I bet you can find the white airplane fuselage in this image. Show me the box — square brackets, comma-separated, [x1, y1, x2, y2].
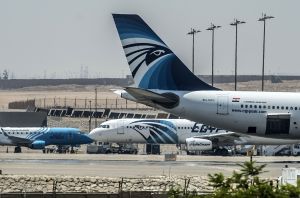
[89, 119, 300, 145]
[156, 90, 300, 139]
[89, 119, 209, 144]
[112, 14, 300, 140]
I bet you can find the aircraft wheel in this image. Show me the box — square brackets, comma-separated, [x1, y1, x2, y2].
[70, 146, 75, 154]
[220, 148, 229, 156]
[14, 146, 21, 153]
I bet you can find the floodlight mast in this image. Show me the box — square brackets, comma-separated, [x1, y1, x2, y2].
[187, 28, 201, 74]
[206, 23, 221, 86]
[258, 13, 274, 91]
[230, 19, 246, 91]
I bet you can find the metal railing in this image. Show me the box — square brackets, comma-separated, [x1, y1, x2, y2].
[33, 97, 153, 110]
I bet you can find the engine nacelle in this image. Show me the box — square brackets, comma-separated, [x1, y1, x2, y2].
[186, 138, 212, 151]
[30, 140, 46, 150]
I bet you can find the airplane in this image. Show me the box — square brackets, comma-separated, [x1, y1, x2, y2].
[88, 119, 300, 152]
[0, 127, 93, 153]
[112, 14, 300, 139]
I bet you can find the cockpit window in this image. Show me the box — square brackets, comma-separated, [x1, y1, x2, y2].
[99, 125, 110, 128]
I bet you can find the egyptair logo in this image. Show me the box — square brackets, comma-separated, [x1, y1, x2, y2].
[124, 43, 172, 78]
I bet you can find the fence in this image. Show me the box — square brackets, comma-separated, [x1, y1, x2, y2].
[8, 99, 35, 109]
[0, 192, 168, 198]
[33, 97, 153, 110]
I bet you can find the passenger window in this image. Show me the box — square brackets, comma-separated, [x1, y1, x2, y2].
[286, 107, 288, 110]
[268, 106, 270, 109]
[254, 105, 257, 108]
[277, 106, 279, 109]
[250, 105, 252, 108]
[259, 105, 261, 109]
[272, 106, 275, 109]
[295, 107, 298, 110]
[245, 105, 248, 108]
[263, 105, 266, 109]
[291, 107, 293, 110]
[241, 104, 243, 108]
[281, 106, 284, 110]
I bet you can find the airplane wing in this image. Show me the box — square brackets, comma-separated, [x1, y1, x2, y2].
[191, 132, 243, 146]
[1, 128, 32, 145]
[191, 132, 235, 139]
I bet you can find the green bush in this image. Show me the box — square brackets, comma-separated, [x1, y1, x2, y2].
[168, 160, 300, 198]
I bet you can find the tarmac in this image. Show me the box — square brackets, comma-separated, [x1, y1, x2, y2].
[0, 153, 299, 178]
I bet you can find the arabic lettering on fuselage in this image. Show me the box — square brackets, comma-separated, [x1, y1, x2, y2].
[191, 123, 225, 133]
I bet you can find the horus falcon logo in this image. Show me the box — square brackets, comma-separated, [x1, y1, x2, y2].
[124, 43, 172, 78]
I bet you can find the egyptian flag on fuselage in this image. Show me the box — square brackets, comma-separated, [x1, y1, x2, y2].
[232, 97, 240, 102]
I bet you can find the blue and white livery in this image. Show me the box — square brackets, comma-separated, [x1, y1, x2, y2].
[0, 127, 93, 151]
[89, 119, 300, 151]
[113, 14, 217, 91]
[113, 14, 300, 139]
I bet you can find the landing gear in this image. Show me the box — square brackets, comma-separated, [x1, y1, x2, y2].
[214, 148, 229, 156]
[57, 146, 64, 154]
[14, 146, 22, 153]
[70, 146, 75, 154]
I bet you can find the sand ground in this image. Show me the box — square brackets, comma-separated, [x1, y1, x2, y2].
[1, 80, 300, 110]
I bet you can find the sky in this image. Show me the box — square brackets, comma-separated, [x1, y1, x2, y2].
[0, 0, 299, 79]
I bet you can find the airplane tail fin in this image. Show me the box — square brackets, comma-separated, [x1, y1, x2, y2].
[113, 14, 218, 91]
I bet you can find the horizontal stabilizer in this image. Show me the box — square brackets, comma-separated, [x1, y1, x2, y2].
[1, 128, 32, 144]
[125, 87, 179, 108]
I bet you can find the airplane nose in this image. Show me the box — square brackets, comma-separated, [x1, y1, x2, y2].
[88, 129, 99, 140]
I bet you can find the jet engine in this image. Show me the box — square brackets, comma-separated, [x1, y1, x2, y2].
[186, 137, 212, 151]
[30, 140, 46, 149]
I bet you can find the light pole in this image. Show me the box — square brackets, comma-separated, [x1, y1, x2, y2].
[258, 13, 274, 91]
[206, 23, 221, 86]
[187, 28, 201, 74]
[95, 87, 97, 128]
[89, 100, 91, 132]
[230, 19, 246, 91]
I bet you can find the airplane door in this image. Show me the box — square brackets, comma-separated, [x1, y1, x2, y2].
[217, 96, 229, 115]
[117, 120, 125, 134]
[290, 115, 300, 136]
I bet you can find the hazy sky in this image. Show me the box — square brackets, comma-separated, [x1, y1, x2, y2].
[0, 0, 299, 78]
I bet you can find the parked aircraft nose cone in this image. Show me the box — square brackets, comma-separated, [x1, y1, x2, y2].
[88, 129, 98, 140]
